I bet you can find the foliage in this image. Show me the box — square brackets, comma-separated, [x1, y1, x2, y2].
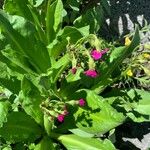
[0, 0, 149, 149]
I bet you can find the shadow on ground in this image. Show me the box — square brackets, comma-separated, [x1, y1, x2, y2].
[115, 122, 150, 150]
[100, 0, 150, 40]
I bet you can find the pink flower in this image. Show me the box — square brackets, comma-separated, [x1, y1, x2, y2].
[84, 69, 98, 78]
[78, 99, 86, 106]
[91, 50, 102, 60]
[57, 114, 64, 122]
[91, 49, 109, 60]
[71, 67, 77, 74]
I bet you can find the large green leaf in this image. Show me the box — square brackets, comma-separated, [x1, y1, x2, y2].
[104, 89, 150, 122]
[46, 0, 63, 43]
[0, 10, 50, 73]
[4, 0, 46, 43]
[0, 101, 10, 127]
[92, 26, 140, 94]
[127, 89, 150, 115]
[58, 134, 115, 150]
[0, 112, 42, 143]
[34, 136, 55, 150]
[73, 90, 125, 134]
[21, 77, 43, 125]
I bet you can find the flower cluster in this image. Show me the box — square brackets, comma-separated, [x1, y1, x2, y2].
[57, 106, 68, 122]
[71, 48, 109, 78]
[57, 99, 86, 122]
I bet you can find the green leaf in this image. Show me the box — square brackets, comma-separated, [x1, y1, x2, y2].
[104, 89, 150, 122]
[48, 26, 83, 58]
[67, 0, 80, 12]
[0, 42, 27, 77]
[44, 114, 53, 136]
[0, 101, 10, 127]
[126, 112, 150, 122]
[4, 0, 34, 22]
[3, 0, 46, 43]
[2, 47, 36, 74]
[73, 90, 125, 134]
[58, 134, 115, 150]
[29, 0, 44, 7]
[100, 0, 111, 16]
[69, 128, 94, 138]
[92, 26, 140, 94]
[0, 10, 50, 73]
[74, 6, 104, 33]
[59, 68, 83, 98]
[127, 89, 150, 115]
[46, 0, 63, 43]
[34, 136, 55, 150]
[0, 112, 42, 143]
[50, 53, 70, 84]
[77, 26, 90, 37]
[0, 62, 21, 94]
[21, 77, 43, 125]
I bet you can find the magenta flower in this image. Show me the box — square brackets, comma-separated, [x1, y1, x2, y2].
[78, 99, 86, 106]
[57, 114, 64, 122]
[91, 50, 102, 60]
[91, 48, 109, 60]
[71, 67, 77, 74]
[84, 69, 98, 78]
